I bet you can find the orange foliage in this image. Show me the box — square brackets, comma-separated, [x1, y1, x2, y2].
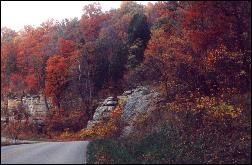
[9, 73, 25, 93]
[25, 74, 38, 93]
[80, 106, 123, 139]
[183, 1, 235, 53]
[58, 38, 76, 58]
[80, 3, 110, 41]
[45, 55, 68, 108]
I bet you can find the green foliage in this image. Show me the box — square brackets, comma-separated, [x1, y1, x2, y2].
[120, 1, 144, 16]
[87, 139, 136, 164]
[93, 53, 109, 90]
[127, 13, 151, 67]
[109, 42, 128, 83]
[87, 124, 205, 164]
[130, 124, 205, 164]
[128, 14, 150, 44]
[127, 39, 145, 68]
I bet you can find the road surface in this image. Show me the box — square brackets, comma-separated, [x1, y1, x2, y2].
[1, 141, 89, 164]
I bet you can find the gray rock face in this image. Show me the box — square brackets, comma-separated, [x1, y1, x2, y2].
[1, 94, 49, 121]
[86, 120, 102, 129]
[86, 86, 161, 138]
[92, 106, 115, 120]
[106, 97, 115, 101]
[104, 101, 117, 106]
[22, 95, 49, 118]
[120, 86, 160, 137]
[86, 97, 118, 129]
[122, 90, 132, 96]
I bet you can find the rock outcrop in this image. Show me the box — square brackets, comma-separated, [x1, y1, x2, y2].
[86, 96, 118, 129]
[22, 95, 49, 118]
[87, 86, 162, 137]
[1, 94, 49, 120]
[119, 86, 161, 137]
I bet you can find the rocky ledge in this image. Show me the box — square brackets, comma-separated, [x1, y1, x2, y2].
[86, 86, 162, 137]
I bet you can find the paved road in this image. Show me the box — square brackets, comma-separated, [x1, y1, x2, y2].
[1, 141, 89, 164]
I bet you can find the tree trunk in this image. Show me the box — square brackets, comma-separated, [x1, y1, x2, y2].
[164, 76, 169, 99]
[44, 95, 50, 111]
[5, 97, 9, 124]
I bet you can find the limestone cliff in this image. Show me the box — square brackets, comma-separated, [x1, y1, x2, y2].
[86, 86, 162, 137]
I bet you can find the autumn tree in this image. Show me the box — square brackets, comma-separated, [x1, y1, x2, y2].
[144, 26, 190, 99]
[77, 3, 109, 102]
[183, 1, 251, 93]
[5, 48, 17, 82]
[80, 2, 109, 41]
[120, 1, 144, 16]
[25, 74, 39, 94]
[45, 55, 69, 111]
[1, 28, 18, 88]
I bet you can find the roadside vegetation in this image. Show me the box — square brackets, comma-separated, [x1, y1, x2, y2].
[1, 1, 251, 163]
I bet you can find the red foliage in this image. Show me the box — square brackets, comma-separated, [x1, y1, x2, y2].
[80, 3, 110, 41]
[9, 73, 25, 93]
[45, 55, 68, 109]
[58, 38, 76, 58]
[25, 74, 38, 93]
[183, 1, 234, 53]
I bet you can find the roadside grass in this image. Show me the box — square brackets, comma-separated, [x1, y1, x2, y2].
[87, 139, 136, 164]
[86, 119, 251, 164]
[1, 141, 31, 146]
[86, 124, 188, 164]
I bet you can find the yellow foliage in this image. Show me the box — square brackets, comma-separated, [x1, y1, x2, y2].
[167, 94, 242, 119]
[195, 96, 242, 118]
[204, 44, 244, 71]
[80, 106, 123, 139]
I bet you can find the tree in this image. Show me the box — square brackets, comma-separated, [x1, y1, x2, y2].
[58, 38, 76, 58]
[183, 1, 251, 93]
[128, 13, 151, 68]
[45, 55, 69, 110]
[110, 43, 128, 84]
[25, 74, 39, 94]
[5, 48, 17, 80]
[120, 1, 144, 16]
[9, 73, 25, 96]
[144, 27, 189, 98]
[80, 3, 109, 41]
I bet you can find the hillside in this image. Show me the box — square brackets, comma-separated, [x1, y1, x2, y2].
[1, 1, 251, 164]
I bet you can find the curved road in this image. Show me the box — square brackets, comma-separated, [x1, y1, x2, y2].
[1, 141, 89, 164]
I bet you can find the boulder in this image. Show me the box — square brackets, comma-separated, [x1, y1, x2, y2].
[120, 86, 161, 137]
[104, 101, 117, 106]
[86, 86, 161, 138]
[106, 96, 115, 101]
[87, 96, 118, 129]
[92, 105, 115, 120]
[122, 90, 132, 96]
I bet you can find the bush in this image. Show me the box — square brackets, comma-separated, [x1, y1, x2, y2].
[84, 88, 251, 164]
[87, 139, 136, 164]
[125, 123, 206, 164]
[86, 123, 205, 164]
[80, 106, 123, 139]
[45, 110, 86, 133]
[164, 91, 251, 164]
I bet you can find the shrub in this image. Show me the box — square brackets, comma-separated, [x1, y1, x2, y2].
[45, 110, 86, 133]
[87, 139, 136, 164]
[84, 89, 251, 164]
[80, 106, 123, 139]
